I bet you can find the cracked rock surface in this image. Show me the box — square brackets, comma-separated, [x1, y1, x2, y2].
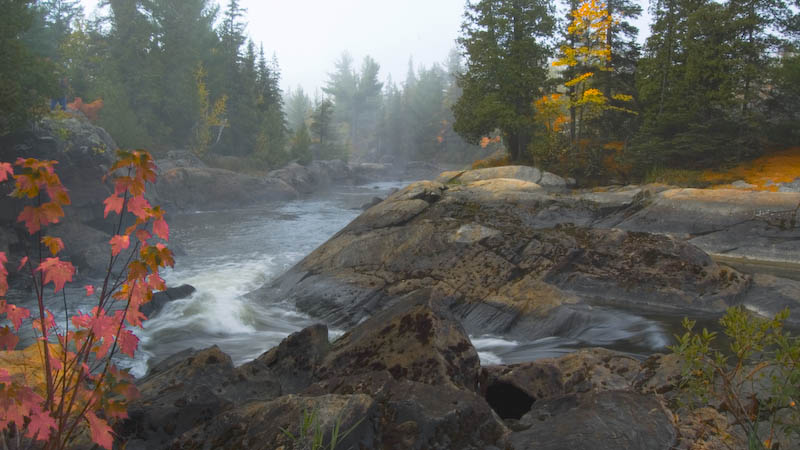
[253, 170, 800, 331]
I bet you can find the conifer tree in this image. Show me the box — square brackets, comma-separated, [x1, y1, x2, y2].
[453, 0, 556, 162]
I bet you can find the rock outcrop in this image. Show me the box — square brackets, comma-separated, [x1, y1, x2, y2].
[120, 292, 707, 450]
[0, 115, 117, 279]
[256, 176, 757, 337]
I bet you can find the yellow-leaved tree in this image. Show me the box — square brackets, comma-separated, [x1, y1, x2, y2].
[552, 0, 634, 149]
[192, 63, 228, 157]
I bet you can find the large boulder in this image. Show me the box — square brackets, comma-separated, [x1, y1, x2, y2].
[314, 289, 482, 391]
[509, 391, 676, 450]
[436, 165, 566, 189]
[152, 167, 298, 211]
[0, 115, 115, 224]
[123, 290, 508, 450]
[0, 115, 119, 277]
[120, 324, 332, 447]
[257, 180, 750, 337]
[173, 393, 378, 450]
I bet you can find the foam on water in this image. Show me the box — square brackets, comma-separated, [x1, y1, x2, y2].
[122, 182, 410, 376]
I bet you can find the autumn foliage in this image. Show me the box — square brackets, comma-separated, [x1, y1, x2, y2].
[0, 151, 172, 449]
[65, 98, 104, 122]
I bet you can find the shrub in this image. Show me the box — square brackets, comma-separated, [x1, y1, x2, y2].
[0, 151, 172, 449]
[671, 307, 800, 449]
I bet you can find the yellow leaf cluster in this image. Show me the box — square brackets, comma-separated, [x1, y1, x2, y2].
[565, 72, 594, 87]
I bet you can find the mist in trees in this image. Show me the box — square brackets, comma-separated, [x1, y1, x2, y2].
[2, 0, 798, 179]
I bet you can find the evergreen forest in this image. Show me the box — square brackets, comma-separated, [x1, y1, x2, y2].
[1, 0, 799, 183]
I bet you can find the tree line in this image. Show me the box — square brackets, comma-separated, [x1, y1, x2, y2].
[0, 0, 491, 169]
[455, 0, 800, 181]
[2, 0, 798, 179]
[284, 50, 494, 165]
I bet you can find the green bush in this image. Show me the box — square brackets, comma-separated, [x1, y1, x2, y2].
[671, 307, 800, 449]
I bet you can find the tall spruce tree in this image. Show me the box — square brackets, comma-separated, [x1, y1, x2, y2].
[453, 0, 556, 162]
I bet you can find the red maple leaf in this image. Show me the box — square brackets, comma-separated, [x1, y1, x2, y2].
[153, 217, 169, 241]
[0, 326, 19, 350]
[36, 257, 75, 293]
[45, 182, 70, 206]
[109, 235, 130, 257]
[1, 300, 31, 330]
[26, 405, 56, 441]
[85, 411, 113, 450]
[103, 194, 124, 218]
[17, 203, 64, 234]
[85, 285, 95, 296]
[127, 195, 151, 220]
[146, 273, 165, 291]
[135, 229, 151, 243]
[0, 162, 12, 182]
[117, 328, 139, 357]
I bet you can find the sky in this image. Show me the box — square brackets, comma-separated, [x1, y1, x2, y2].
[81, 0, 651, 95]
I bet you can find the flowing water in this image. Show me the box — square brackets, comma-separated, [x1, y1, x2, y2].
[13, 180, 685, 378]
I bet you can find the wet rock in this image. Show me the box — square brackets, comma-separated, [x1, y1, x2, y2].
[349, 162, 394, 183]
[238, 324, 330, 396]
[615, 188, 800, 263]
[360, 196, 384, 210]
[481, 348, 643, 418]
[509, 391, 676, 450]
[142, 284, 197, 318]
[307, 159, 351, 186]
[49, 219, 112, 277]
[120, 346, 243, 448]
[173, 394, 378, 450]
[262, 181, 749, 334]
[268, 162, 314, 194]
[308, 372, 507, 450]
[740, 274, 800, 326]
[156, 150, 207, 173]
[314, 289, 481, 392]
[152, 167, 298, 211]
[0, 115, 115, 224]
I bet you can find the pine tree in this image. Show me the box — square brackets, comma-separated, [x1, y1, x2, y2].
[0, 0, 57, 135]
[453, 0, 556, 162]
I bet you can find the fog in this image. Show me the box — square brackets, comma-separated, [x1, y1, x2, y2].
[81, 0, 467, 93]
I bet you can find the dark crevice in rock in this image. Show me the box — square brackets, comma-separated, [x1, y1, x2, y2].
[485, 380, 535, 420]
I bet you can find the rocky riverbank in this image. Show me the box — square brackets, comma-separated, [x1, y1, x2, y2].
[0, 115, 441, 279]
[114, 165, 798, 448]
[255, 167, 800, 331]
[117, 289, 737, 449]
